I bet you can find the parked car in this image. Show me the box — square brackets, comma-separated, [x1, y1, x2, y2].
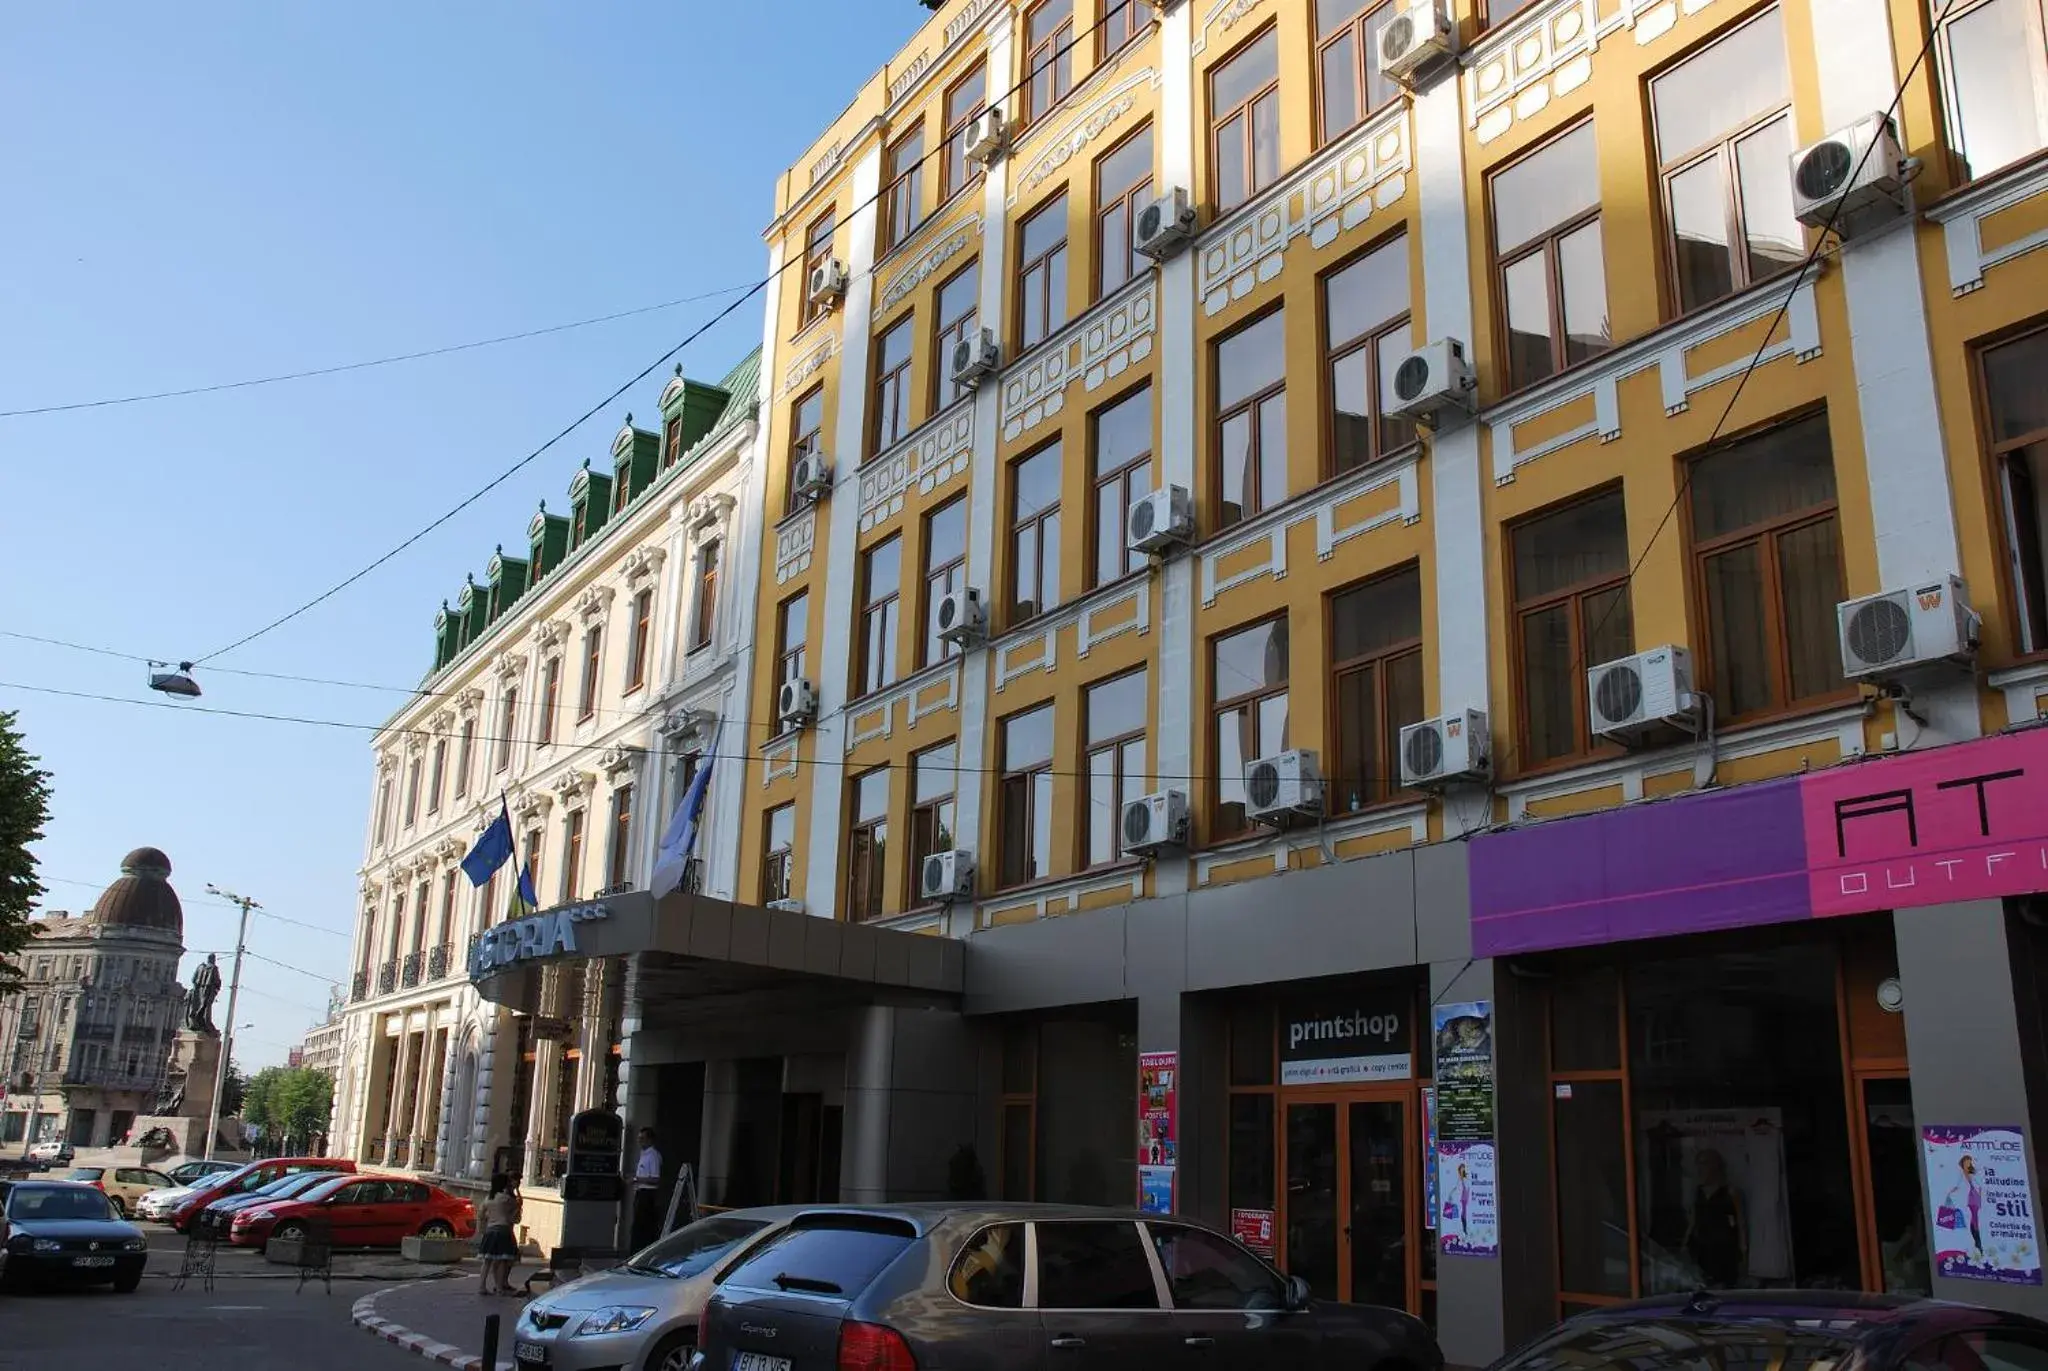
[230, 1174, 474, 1250]
[0, 1180, 148, 1293]
[695, 1204, 1444, 1371]
[513, 1206, 805, 1371]
[193, 1170, 350, 1238]
[60, 1165, 175, 1219]
[166, 1159, 237, 1187]
[1484, 1291, 2048, 1371]
[24, 1140, 72, 1166]
[134, 1183, 197, 1223]
[167, 1155, 355, 1233]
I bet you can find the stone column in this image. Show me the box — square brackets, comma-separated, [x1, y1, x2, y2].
[840, 1004, 977, 1204]
[386, 1029, 419, 1165]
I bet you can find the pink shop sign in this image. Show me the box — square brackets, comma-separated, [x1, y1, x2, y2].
[1802, 728, 2048, 917]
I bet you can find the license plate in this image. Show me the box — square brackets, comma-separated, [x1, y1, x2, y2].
[513, 1342, 548, 1366]
[72, 1256, 115, 1268]
[732, 1355, 790, 1371]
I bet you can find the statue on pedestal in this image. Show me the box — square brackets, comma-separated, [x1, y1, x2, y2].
[186, 954, 222, 1035]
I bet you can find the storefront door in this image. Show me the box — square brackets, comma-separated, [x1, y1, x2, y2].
[1283, 1092, 1414, 1310]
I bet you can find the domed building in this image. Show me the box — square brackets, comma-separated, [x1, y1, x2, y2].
[0, 849, 188, 1153]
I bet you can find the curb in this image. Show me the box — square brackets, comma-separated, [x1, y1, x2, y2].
[352, 1281, 514, 1371]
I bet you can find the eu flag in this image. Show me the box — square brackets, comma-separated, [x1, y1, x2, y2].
[461, 800, 515, 888]
[513, 862, 540, 916]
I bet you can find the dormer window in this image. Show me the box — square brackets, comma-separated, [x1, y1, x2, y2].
[572, 501, 589, 548]
[664, 415, 684, 469]
[613, 465, 632, 514]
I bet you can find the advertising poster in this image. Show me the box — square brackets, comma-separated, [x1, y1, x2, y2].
[1138, 1051, 1178, 1214]
[1437, 1138, 1497, 1257]
[1423, 1086, 1438, 1231]
[1433, 1001, 1497, 1257]
[1279, 993, 1412, 1084]
[1231, 1207, 1277, 1259]
[1922, 1124, 2044, 1286]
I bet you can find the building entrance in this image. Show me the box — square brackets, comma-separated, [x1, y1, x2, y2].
[1283, 1089, 1418, 1310]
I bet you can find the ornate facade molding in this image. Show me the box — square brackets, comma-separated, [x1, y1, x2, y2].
[598, 743, 645, 778]
[493, 650, 528, 683]
[550, 769, 598, 808]
[1192, 0, 1269, 54]
[576, 585, 616, 625]
[621, 544, 668, 586]
[1011, 68, 1159, 204]
[858, 402, 975, 533]
[780, 332, 838, 399]
[998, 277, 1157, 442]
[879, 217, 979, 313]
[529, 618, 571, 654]
[435, 837, 467, 864]
[511, 789, 554, 823]
[455, 687, 485, 718]
[775, 507, 817, 584]
[687, 492, 737, 539]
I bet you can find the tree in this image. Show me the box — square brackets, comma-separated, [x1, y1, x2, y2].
[221, 1059, 248, 1117]
[0, 710, 51, 993]
[241, 1065, 333, 1155]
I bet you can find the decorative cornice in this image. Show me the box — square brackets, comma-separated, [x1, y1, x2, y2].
[687, 492, 737, 540]
[1012, 67, 1158, 204]
[781, 333, 838, 399]
[659, 707, 707, 745]
[879, 216, 979, 314]
[456, 687, 485, 717]
[551, 769, 598, 807]
[598, 743, 644, 778]
[435, 837, 467, 864]
[377, 752, 400, 776]
[530, 618, 570, 653]
[576, 585, 616, 625]
[511, 789, 553, 823]
[622, 544, 669, 586]
[493, 650, 528, 683]
[427, 708, 455, 736]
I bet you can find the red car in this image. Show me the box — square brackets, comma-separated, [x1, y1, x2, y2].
[168, 1156, 355, 1233]
[230, 1173, 475, 1249]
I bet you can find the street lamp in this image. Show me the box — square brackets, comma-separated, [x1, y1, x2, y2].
[200, 885, 259, 1160]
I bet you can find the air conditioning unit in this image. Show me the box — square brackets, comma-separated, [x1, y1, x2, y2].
[1837, 576, 1981, 680]
[1376, 0, 1456, 87]
[936, 587, 988, 646]
[919, 849, 976, 903]
[1790, 113, 1907, 234]
[766, 898, 806, 914]
[777, 678, 818, 729]
[1122, 790, 1189, 855]
[950, 328, 1000, 388]
[1127, 484, 1194, 555]
[1386, 339, 1476, 428]
[1588, 646, 1698, 741]
[791, 452, 833, 502]
[1398, 710, 1491, 788]
[1134, 188, 1196, 261]
[964, 108, 1008, 165]
[1245, 750, 1324, 824]
[806, 258, 849, 309]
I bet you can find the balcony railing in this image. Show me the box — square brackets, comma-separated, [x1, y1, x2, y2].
[352, 972, 369, 1002]
[426, 944, 452, 981]
[400, 952, 423, 989]
[376, 961, 397, 996]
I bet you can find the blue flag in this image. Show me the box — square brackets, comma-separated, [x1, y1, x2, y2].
[652, 757, 713, 898]
[461, 799, 515, 888]
[513, 861, 540, 917]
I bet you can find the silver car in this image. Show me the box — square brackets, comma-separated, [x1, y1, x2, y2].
[513, 1206, 803, 1371]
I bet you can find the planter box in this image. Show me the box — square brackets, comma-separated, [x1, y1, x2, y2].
[401, 1234, 470, 1265]
[264, 1237, 328, 1267]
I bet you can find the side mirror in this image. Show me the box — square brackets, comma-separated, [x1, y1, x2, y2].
[1285, 1275, 1312, 1311]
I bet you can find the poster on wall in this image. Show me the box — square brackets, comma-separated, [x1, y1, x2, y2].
[1635, 1108, 1793, 1293]
[1423, 1086, 1438, 1231]
[1231, 1207, 1277, 1259]
[1921, 1124, 2044, 1286]
[1433, 1001, 1497, 1257]
[1279, 992, 1413, 1084]
[1138, 1051, 1178, 1214]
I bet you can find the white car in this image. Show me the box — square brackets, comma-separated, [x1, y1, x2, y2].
[25, 1140, 71, 1165]
[135, 1184, 196, 1222]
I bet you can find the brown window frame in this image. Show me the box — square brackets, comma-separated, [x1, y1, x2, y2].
[663, 414, 684, 470]
[608, 783, 634, 891]
[882, 123, 926, 255]
[857, 534, 904, 699]
[1016, 190, 1070, 352]
[1091, 383, 1153, 588]
[1009, 439, 1064, 627]
[1321, 236, 1415, 479]
[1100, 0, 1147, 58]
[787, 383, 826, 518]
[800, 210, 837, 330]
[922, 494, 969, 669]
[1314, 0, 1400, 148]
[1083, 668, 1149, 868]
[438, 870, 459, 948]
[1023, 0, 1075, 127]
[908, 740, 959, 908]
[777, 589, 811, 690]
[933, 258, 982, 411]
[997, 703, 1057, 889]
[561, 807, 585, 904]
[537, 657, 561, 748]
[870, 313, 917, 456]
[578, 625, 602, 721]
[941, 66, 988, 203]
[404, 757, 422, 828]
[613, 461, 632, 514]
[761, 804, 797, 904]
[1325, 565, 1425, 813]
[1209, 614, 1291, 841]
[495, 688, 518, 773]
[1209, 24, 1281, 213]
[625, 588, 654, 694]
[1094, 121, 1155, 301]
[427, 738, 447, 816]
[1490, 120, 1608, 393]
[454, 718, 474, 800]
[1981, 325, 2048, 657]
[1508, 487, 1635, 771]
[845, 767, 891, 923]
[1213, 306, 1288, 529]
[689, 539, 721, 654]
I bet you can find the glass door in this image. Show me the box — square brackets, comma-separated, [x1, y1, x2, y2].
[1349, 1099, 1408, 1308]
[1283, 1094, 1414, 1309]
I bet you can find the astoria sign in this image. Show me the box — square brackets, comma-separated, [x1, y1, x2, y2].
[469, 899, 612, 980]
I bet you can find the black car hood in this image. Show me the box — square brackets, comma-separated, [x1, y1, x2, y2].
[11, 1217, 142, 1243]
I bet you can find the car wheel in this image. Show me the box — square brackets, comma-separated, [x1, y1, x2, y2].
[273, 1221, 308, 1243]
[421, 1220, 455, 1238]
[644, 1332, 694, 1371]
[109, 1197, 128, 1218]
[112, 1267, 142, 1294]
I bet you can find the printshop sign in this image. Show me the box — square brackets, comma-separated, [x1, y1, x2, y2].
[470, 900, 612, 979]
[1280, 995, 1411, 1084]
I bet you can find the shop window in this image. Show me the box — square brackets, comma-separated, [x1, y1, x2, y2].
[1652, 8, 1802, 314]
[857, 534, 902, 698]
[761, 804, 796, 904]
[787, 384, 825, 518]
[1491, 121, 1610, 391]
[1211, 27, 1280, 212]
[1316, 0, 1400, 147]
[1023, 0, 1074, 126]
[941, 67, 986, 203]
[933, 260, 981, 409]
[1017, 192, 1069, 351]
[1084, 669, 1148, 866]
[1688, 411, 1847, 721]
[1513, 488, 1634, 766]
[1324, 234, 1414, 477]
[845, 768, 890, 922]
[1983, 328, 2048, 654]
[777, 589, 809, 692]
[881, 123, 924, 255]
[1328, 565, 1424, 812]
[1215, 307, 1288, 527]
[998, 704, 1056, 887]
[922, 496, 967, 668]
[1092, 385, 1154, 587]
[1211, 616, 1290, 838]
[909, 742, 958, 904]
[871, 315, 915, 455]
[799, 210, 836, 330]
[1938, 0, 2048, 182]
[1037, 1221, 1161, 1309]
[1009, 440, 1063, 625]
[1095, 123, 1154, 300]
[537, 657, 561, 748]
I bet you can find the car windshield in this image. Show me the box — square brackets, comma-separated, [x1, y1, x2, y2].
[299, 1174, 358, 1202]
[1500, 1315, 1866, 1371]
[626, 1215, 771, 1279]
[7, 1186, 114, 1222]
[721, 1216, 917, 1297]
[257, 1173, 332, 1200]
[62, 1168, 104, 1181]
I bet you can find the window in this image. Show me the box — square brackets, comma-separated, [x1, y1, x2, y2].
[1149, 1224, 1287, 1310]
[1985, 328, 2048, 653]
[777, 590, 810, 689]
[762, 804, 796, 903]
[608, 784, 634, 890]
[1215, 309, 1288, 526]
[1095, 123, 1155, 299]
[1316, 0, 1399, 145]
[1493, 121, 1610, 391]
[1212, 617, 1290, 836]
[922, 496, 968, 667]
[578, 626, 602, 720]
[626, 588, 653, 693]
[1024, 0, 1074, 125]
[1939, 0, 2048, 181]
[455, 718, 474, 800]
[1211, 27, 1280, 212]
[846, 768, 890, 922]
[663, 414, 684, 469]
[949, 1223, 1027, 1307]
[1689, 411, 1846, 719]
[942, 67, 987, 202]
[883, 124, 925, 254]
[1484, 0, 1544, 27]
[1653, 8, 1801, 313]
[910, 742, 958, 903]
[613, 459, 632, 513]
[1325, 234, 1414, 474]
[1512, 488, 1634, 765]
[376, 776, 393, 845]
[933, 260, 981, 410]
[999, 704, 1056, 887]
[690, 541, 721, 653]
[788, 384, 825, 517]
[1085, 670, 1148, 866]
[439, 871, 458, 947]
[1010, 440, 1063, 624]
[538, 658, 561, 747]
[1036, 1221, 1161, 1310]
[858, 535, 903, 697]
[427, 740, 446, 816]
[871, 315, 915, 454]
[1092, 386, 1153, 586]
[404, 758, 421, 827]
[800, 210, 836, 329]
[1327, 566, 1424, 812]
[561, 808, 585, 903]
[1017, 192, 1069, 350]
[496, 689, 518, 771]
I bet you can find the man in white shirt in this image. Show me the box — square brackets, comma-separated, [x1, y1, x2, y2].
[629, 1128, 663, 1251]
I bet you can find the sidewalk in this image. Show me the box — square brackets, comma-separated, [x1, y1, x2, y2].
[353, 1265, 542, 1371]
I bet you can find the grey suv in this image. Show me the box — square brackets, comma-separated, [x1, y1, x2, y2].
[694, 1203, 1443, 1371]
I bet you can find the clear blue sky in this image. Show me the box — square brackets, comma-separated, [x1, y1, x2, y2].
[3, 2, 923, 1069]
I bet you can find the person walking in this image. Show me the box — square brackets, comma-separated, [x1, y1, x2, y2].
[477, 1173, 522, 1296]
[630, 1128, 663, 1253]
